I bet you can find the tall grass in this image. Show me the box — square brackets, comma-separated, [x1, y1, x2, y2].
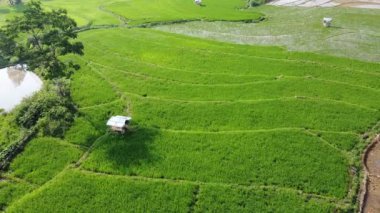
[83, 130, 350, 197]
[9, 137, 82, 185]
[8, 169, 195, 213]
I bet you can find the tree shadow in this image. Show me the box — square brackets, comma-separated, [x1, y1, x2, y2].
[103, 125, 160, 175]
[11, 3, 26, 13]
[0, 8, 10, 14]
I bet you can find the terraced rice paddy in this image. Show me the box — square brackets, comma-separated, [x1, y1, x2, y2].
[156, 6, 380, 62]
[34, 0, 262, 27]
[1, 0, 380, 212]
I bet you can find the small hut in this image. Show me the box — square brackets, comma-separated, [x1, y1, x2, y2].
[194, 0, 202, 5]
[106, 116, 132, 133]
[323, 17, 332, 27]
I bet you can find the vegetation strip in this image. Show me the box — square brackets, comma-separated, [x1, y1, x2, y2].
[77, 168, 343, 204]
[87, 62, 379, 112]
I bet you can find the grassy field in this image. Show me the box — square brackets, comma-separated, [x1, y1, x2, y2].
[11, 0, 262, 27]
[0, 0, 262, 26]
[1, 0, 380, 212]
[156, 6, 380, 62]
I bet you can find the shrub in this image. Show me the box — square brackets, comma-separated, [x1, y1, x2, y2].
[14, 78, 76, 138]
[249, 0, 267, 7]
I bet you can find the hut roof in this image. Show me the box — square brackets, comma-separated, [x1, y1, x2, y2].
[106, 116, 132, 128]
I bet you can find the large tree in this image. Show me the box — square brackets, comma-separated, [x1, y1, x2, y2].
[0, 1, 84, 79]
[8, 0, 22, 6]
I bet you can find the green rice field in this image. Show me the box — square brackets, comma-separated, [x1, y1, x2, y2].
[1, 0, 380, 212]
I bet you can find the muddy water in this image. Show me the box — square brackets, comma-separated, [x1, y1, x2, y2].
[0, 66, 42, 112]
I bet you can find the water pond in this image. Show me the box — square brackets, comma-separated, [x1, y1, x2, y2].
[0, 65, 43, 112]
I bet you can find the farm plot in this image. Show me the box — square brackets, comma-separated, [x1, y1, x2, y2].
[34, 0, 262, 27]
[155, 5, 380, 62]
[0, 137, 82, 209]
[105, 0, 263, 26]
[6, 169, 337, 213]
[3, 27, 380, 211]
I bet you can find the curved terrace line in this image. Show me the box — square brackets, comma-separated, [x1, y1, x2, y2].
[148, 126, 356, 155]
[77, 168, 347, 208]
[7, 133, 109, 208]
[84, 46, 380, 92]
[105, 30, 380, 76]
[86, 64, 379, 112]
[119, 89, 378, 112]
[304, 130, 353, 158]
[92, 62, 380, 105]
[78, 98, 123, 110]
[90, 62, 276, 86]
[84, 51, 274, 78]
[157, 127, 358, 135]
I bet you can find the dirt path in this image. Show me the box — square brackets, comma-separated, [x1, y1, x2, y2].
[362, 135, 380, 213]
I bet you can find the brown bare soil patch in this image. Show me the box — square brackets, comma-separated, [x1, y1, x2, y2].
[362, 135, 380, 213]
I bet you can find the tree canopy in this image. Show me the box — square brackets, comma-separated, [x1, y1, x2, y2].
[14, 78, 76, 137]
[0, 1, 84, 79]
[8, 0, 22, 6]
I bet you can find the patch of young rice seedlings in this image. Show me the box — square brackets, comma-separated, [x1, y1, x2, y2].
[83, 130, 349, 198]
[7, 169, 195, 213]
[91, 64, 380, 109]
[80, 100, 126, 130]
[70, 65, 119, 108]
[105, 0, 263, 26]
[42, 0, 120, 26]
[130, 97, 379, 133]
[80, 29, 380, 90]
[155, 6, 380, 62]
[64, 117, 101, 147]
[9, 137, 82, 185]
[0, 179, 34, 211]
[310, 131, 362, 151]
[84, 54, 274, 85]
[195, 184, 337, 212]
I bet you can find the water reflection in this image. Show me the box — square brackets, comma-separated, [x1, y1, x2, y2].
[0, 65, 43, 112]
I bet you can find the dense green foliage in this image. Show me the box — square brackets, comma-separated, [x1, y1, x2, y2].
[0, 114, 22, 151]
[0, 1, 83, 79]
[14, 79, 76, 137]
[8, 0, 22, 6]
